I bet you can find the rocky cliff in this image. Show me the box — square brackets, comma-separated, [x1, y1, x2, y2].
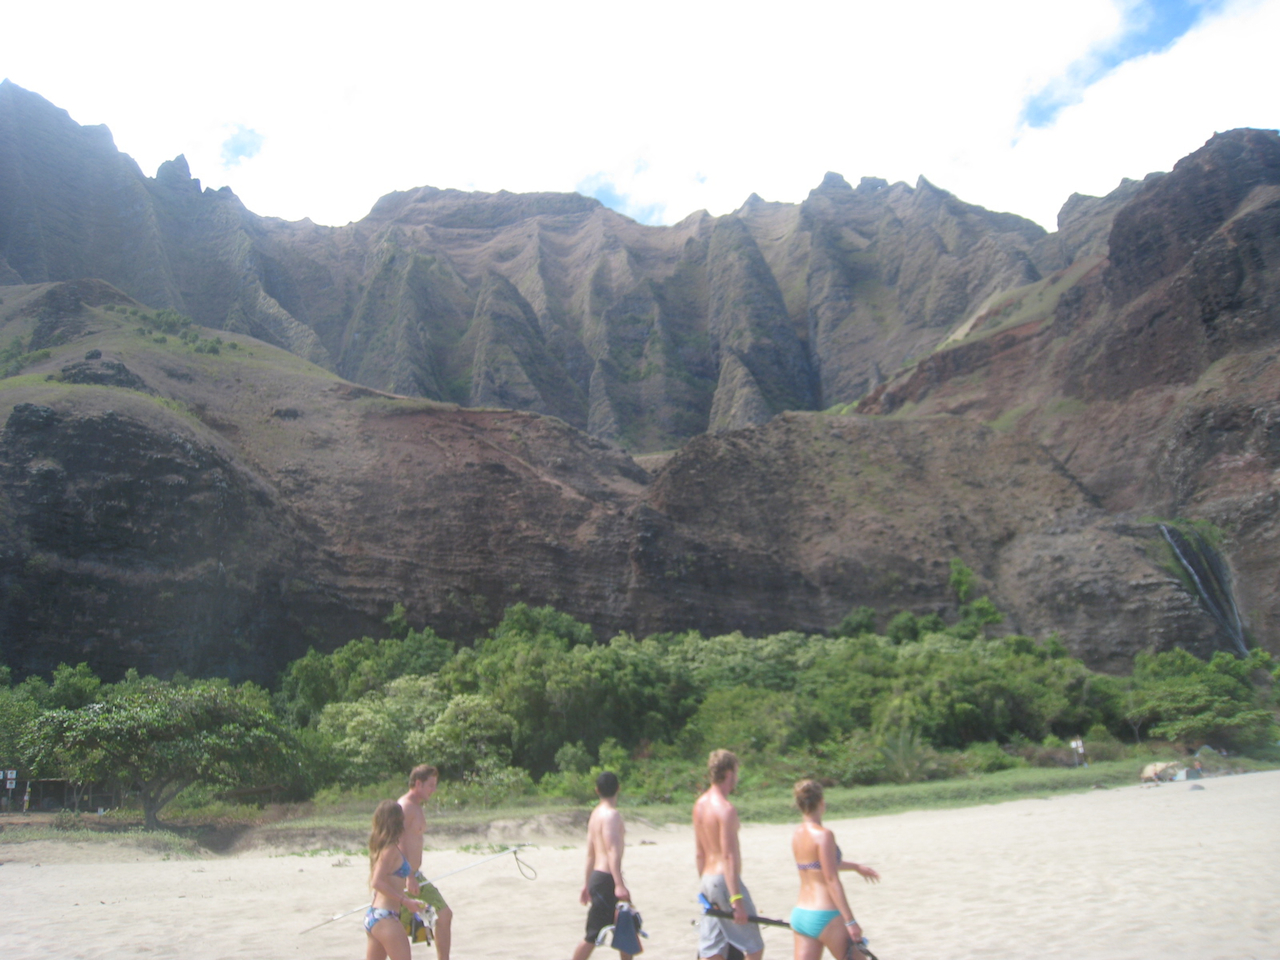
[861, 128, 1280, 653]
[0, 277, 1227, 681]
[0, 80, 1049, 452]
[2, 81, 1277, 681]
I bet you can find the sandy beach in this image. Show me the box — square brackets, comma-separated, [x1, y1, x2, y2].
[1, 771, 1277, 960]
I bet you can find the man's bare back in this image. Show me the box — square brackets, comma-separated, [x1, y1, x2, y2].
[572, 772, 630, 960]
[585, 802, 627, 888]
[693, 784, 740, 879]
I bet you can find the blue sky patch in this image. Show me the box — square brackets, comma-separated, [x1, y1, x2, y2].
[577, 174, 665, 225]
[220, 125, 264, 167]
[1022, 0, 1226, 128]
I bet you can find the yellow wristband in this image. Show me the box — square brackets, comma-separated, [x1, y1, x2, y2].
[729, 894, 744, 903]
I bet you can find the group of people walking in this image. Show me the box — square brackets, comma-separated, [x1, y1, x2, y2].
[363, 751, 880, 960]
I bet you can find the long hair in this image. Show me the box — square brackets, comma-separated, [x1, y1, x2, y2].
[368, 799, 404, 878]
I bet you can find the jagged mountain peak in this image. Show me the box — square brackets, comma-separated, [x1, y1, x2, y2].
[0, 83, 1075, 449]
[364, 184, 603, 229]
[817, 171, 852, 192]
[154, 154, 201, 194]
[4, 85, 1269, 460]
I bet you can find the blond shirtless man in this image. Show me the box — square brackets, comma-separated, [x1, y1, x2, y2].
[572, 770, 632, 960]
[694, 750, 763, 960]
[398, 764, 453, 960]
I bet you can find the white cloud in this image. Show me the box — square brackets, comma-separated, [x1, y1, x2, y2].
[1, 0, 1275, 229]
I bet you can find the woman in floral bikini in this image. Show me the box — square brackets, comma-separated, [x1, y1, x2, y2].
[365, 799, 427, 960]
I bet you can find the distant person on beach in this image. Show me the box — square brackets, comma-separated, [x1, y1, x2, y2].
[365, 799, 428, 960]
[694, 749, 764, 960]
[398, 764, 453, 959]
[790, 779, 880, 960]
[571, 770, 633, 960]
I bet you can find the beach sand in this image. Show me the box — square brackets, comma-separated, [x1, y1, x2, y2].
[1, 770, 1277, 959]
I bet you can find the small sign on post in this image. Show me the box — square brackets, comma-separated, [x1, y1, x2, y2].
[5, 770, 16, 780]
[1070, 738, 1086, 767]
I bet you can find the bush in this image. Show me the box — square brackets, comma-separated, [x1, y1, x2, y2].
[410, 694, 516, 778]
[434, 760, 534, 809]
[961, 741, 1023, 774]
[317, 676, 450, 785]
[1083, 723, 1126, 762]
[834, 606, 877, 638]
[886, 612, 920, 645]
[536, 769, 600, 803]
[879, 728, 947, 783]
[681, 686, 805, 756]
[554, 740, 593, 774]
[819, 730, 887, 785]
[1009, 737, 1075, 767]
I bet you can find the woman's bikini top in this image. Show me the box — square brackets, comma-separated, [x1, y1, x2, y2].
[796, 844, 842, 870]
[393, 851, 412, 879]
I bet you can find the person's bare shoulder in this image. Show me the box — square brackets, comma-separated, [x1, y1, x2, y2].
[692, 789, 710, 818]
[698, 789, 729, 819]
[398, 794, 427, 829]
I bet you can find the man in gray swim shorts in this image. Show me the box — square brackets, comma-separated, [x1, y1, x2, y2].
[693, 750, 764, 960]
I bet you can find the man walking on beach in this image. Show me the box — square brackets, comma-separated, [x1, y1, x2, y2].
[398, 763, 453, 960]
[694, 749, 763, 960]
[571, 770, 633, 960]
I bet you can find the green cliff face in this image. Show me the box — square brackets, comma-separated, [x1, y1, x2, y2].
[0, 80, 1051, 453]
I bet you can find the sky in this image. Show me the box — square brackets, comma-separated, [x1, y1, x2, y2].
[2, 0, 1277, 231]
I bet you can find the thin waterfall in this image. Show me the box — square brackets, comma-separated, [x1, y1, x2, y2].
[1159, 524, 1250, 657]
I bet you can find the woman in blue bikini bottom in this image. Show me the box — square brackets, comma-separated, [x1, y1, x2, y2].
[364, 799, 427, 960]
[790, 779, 881, 959]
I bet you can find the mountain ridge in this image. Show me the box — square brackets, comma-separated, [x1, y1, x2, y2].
[3, 82, 1279, 682]
[2, 78, 1063, 452]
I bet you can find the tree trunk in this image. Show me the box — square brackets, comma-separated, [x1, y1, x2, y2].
[141, 791, 162, 830]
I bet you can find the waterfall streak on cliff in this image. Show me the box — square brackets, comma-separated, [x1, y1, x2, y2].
[1159, 524, 1249, 657]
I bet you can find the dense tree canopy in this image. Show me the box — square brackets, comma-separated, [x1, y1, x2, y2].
[25, 676, 287, 828]
[5, 561, 1278, 821]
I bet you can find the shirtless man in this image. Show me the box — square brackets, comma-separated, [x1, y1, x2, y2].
[572, 771, 632, 960]
[694, 750, 763, 960]
[397, 764, 453, 960]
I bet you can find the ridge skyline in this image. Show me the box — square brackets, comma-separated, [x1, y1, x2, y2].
[0, 77, 1185, 238]
[4, 0, 1279, 233]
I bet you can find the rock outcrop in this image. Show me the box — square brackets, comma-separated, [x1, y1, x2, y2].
[860, 128, 1280, 652]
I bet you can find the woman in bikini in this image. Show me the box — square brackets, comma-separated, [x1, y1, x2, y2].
[791, 779, 880, 960]
[366, 799, 428, 960]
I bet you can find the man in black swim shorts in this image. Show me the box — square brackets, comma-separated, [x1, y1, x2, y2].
[572, 771, 633, 960]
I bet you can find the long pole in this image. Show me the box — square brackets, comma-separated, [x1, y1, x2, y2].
[299, 844, 529, 935]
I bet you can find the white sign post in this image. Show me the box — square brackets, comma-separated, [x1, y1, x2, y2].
[1070, 738, 1085, 767]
